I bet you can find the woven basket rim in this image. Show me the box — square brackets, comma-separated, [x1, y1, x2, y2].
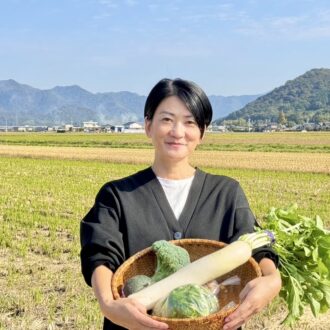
[111, 238, 262, 324]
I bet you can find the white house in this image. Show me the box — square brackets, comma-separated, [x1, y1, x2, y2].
[123, 121, 144, 133]
[83, 121, 99, 129]
[83, 121, 100, 132]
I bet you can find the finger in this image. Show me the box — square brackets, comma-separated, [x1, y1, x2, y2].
[223, 317, 244, 330]
[223, 304, 252, 330]
[224, 300, 253, 329]
[134, 311, 168, 329]
[129, 300, 168, 329]
[223, 323, 244, 330]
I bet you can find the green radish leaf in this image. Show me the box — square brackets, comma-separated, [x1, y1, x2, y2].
[315, 215, 324, 230]
[307, 294, 321, 317]
[262, 204, 330, 324]
[303, 246, 311, 256]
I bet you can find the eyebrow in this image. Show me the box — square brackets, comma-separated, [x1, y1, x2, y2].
[159, 110, 194, 118]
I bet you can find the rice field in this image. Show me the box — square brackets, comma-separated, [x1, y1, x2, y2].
[0, 132, 329, 329]
[0, 131, 329, 153]
[0, 145, 329, 173]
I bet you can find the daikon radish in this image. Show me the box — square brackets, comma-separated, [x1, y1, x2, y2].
[129, 230, 275, 310]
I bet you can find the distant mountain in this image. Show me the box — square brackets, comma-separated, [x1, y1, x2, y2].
[218, 68, 330, 125]
[0, 79, 259, 126]
[209, 94, 261, 120]
[0, 80, 145, 126]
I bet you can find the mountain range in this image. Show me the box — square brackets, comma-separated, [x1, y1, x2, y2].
[0, 80, 260, 126]
[218, 68, 330, 125]
[2, 68, 329, 127]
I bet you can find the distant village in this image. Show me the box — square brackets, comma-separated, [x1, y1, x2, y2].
[0, 120, 330, 133]
[0, 121, 145, 133]
[212, 121, 330, 133]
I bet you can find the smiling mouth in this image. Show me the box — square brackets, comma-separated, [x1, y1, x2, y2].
[167, 142, 186, 146]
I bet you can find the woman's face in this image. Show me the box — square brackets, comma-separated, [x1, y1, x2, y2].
[145, 96, 202, 163]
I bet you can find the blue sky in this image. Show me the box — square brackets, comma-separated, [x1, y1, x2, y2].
[1, 0, 330, 96]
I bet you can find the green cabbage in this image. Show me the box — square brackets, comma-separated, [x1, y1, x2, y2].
[152, 284, 219, 318]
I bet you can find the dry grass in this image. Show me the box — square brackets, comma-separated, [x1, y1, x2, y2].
[203, 131, 330, 146]
[0, 145, 329, 173]
[0, 248, 102, 330]
[1, 132, 329, 152]
[0, 139, 329, 329]
[246, 304, 330, 330]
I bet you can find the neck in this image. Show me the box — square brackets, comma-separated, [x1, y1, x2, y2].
[152, 159, 195, 180]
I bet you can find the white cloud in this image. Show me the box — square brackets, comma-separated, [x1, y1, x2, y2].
[270, 16, 306, 29]
[299, 26, 330, 38]
[235, 11, 330, 40]
[318, 9, 330, 23]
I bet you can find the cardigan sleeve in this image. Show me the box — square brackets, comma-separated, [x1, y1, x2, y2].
[229, 183, 279, 268]
[80, 183, 126, 286]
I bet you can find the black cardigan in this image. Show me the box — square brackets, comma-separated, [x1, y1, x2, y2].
[80, 167, 278, 329]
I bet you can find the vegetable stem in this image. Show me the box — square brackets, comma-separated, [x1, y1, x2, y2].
[238, 230, 275, 250]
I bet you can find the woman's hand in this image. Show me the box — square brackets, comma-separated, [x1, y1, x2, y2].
[223, 258, 282, 330]
[100, 297, 169, 330]
[91, 265, 168, 329]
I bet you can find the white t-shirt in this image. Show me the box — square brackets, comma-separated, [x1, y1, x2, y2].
[157, 175, 194, 220]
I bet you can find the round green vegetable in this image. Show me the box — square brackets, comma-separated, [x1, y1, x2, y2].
[152, 284, 219, 318]
[123, 275, 152, 296]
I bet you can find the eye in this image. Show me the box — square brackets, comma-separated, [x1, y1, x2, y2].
[186, 120, 197, 126]
[161, 117, 172, 122]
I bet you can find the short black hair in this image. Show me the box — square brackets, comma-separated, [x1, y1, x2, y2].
[144, 78, 213, 137]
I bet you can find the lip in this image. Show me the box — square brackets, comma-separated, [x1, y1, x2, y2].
[166, 142, 186, 146]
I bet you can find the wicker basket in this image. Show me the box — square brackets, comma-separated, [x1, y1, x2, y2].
[111, 238, 261, 330]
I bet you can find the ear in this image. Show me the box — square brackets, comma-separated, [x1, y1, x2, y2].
[144, 117, 152, 137]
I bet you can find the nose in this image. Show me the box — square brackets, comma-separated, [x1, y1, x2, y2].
[170, 121, 185, 138]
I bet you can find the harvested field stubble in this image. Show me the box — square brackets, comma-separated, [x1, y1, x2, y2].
[0, 156, 329, 329]
[0, 145, 329, 173]
[1, 130, 329, 329]
[0, 132, 329, 153]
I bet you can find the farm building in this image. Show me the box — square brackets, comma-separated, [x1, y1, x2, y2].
[83, 121, 100, 132]
[123, 121, 144, 133]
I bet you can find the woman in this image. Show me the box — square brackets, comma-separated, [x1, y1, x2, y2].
[80, 78, 281, 330]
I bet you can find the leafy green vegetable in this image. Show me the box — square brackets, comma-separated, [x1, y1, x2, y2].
[152, 284, 219, 318]
[122, 241, 190, 298]
[261, 204, 330, 325]
[151, 240, 190, 282]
